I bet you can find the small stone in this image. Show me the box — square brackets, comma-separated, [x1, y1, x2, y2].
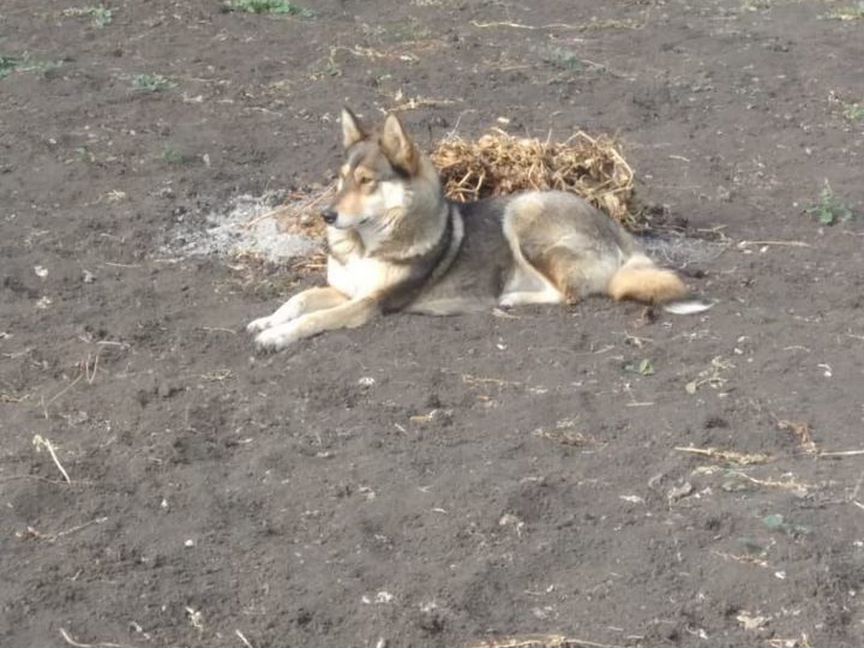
[668, 482, 694, 502]
[157, 382, 182, 398]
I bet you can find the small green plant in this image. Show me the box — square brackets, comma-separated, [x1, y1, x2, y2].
[161, 146, 194, 165]
[842, 101, 864, 122]
[22, 59, 62, 76]
[807, 181, 855, 225]
[762, 513, 811, 537]
[543, 46, 587, 72]
[824, 2, 864, 20]
[63, 6, 113, 28]
[76, 147, 95, 163]
[224, 0, 315, 17]
[742, 0, 772, 11]
[624, 358, 655, 376]
[91, 6, 113, 27]
[0, 55, 23, 79]
[0, 54, 61, 79]
[132, 73, 175, 92]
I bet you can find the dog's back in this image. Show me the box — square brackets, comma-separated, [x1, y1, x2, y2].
[405, 198, 512, 315]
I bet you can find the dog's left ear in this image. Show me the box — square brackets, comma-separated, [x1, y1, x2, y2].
[379, 112, 418, 175]
[341, 107, 367, 149]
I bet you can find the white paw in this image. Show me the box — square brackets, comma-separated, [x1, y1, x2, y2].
[246, 316, 273, 334]
[254, 323, 300, 352]
[247, 299, 305, 334]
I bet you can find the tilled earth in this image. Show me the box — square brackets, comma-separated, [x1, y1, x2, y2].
[2, 1, 864, 646]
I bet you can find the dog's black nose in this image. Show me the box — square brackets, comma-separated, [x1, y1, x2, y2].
[321, 208, 338, 225]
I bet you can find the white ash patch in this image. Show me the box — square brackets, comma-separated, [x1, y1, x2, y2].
[640, 234, 728, 268]
[168, 193, 320, 263]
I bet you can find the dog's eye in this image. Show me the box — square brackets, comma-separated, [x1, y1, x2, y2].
[358, 176, 373, 185]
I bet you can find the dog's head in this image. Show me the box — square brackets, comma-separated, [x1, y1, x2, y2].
[322, 108, 440, 230]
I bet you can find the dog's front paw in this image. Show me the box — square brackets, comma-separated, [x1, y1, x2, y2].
[497, 294, 517, 309]
[254, 323, 300, 352]
[246, 316, 273, 334]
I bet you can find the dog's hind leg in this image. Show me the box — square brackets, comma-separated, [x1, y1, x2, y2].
[247, 287, 349, 333]
[529, 245, 620, 305]
[502, 192, 625, 306]
[497, 244, 566, 308]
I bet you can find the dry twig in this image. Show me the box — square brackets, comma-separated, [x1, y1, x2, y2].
[235, 630, 255, 648]
[727, 470, 811, 495]
[469, 635, 623, 648]
[820, 449, 864, 458]
[674, 446, 769, 466]
[776, 419, 817, 454]
[470, 19, 643, 32]
[737, 240, 812, 249]
[32, 434, 72, 483]
[21, 516, 108, 542]
[59, 628, 132, 648]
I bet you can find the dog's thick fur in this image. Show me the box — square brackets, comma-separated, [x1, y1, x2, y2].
[248, 109, 692, 350]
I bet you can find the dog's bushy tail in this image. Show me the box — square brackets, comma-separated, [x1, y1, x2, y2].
[607, 254, 688, 305]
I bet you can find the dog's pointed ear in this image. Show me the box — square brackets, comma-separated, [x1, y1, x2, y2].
[341, 107, 367, 148]
[379, 112, 418, 175]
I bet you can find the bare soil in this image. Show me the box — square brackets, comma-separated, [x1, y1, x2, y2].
[2, 1, 864, 647]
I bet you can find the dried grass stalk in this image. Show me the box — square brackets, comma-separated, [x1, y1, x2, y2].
[674, 446, 770, 466]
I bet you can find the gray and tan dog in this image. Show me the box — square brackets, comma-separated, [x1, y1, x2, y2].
[248, 109, 704, 350]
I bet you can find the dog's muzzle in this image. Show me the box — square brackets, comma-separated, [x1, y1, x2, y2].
[321, 208, 338, 225]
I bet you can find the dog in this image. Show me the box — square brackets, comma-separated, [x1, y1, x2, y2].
[247, 108, 706, 350]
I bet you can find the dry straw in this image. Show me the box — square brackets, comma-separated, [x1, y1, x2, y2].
[264, 128, 637, 269]
[431, 128, 635, 227]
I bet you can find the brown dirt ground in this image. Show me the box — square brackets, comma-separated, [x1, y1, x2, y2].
[2, 1, 864, 647]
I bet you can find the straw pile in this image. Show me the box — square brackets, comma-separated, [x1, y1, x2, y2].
[268, 128, 638, 266]
[431, 128, 636, 227]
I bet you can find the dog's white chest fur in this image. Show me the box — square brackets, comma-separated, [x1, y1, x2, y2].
[327, 255, 405, 298]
